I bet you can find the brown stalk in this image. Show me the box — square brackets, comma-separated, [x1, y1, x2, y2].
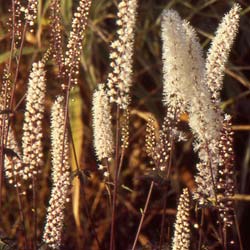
[198, 208, 204, 250]
[234, 207, 243, 250]
[131, 181, 155, 250]
[110, 106, 120, 250]
[0, 4, 28, 248]
[32, 175, 37, 250]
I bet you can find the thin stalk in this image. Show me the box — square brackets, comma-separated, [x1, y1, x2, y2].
[159, 190, 167, 250]
[8, 0, 16, 72]
[13, 174, 28, 250]
[13, 94, 27, 112]
[110, 106, 120, 250]
[198, 208, 204, 250]
[131, 181, 154, 250]
[10, 22, 27, 109]
[218, 212, 225, 248]
[32, 175, 37, 250]
[223, 225, 227, 250]
[117, 147, 125, 179]
[1, 21, 28, 207]
[234, 208, 243, 250]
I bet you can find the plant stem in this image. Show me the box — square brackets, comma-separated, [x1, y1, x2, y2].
[159, 190, 167, 250]
[0, 20, 28, 207]
[110, 107, 120, 250]
[198, 208, 204, 250]
[117, 147, 125, 179]
[131, 181, 154, 250]
[223, 225, 227, 250]
[8, 0, 16, 72]
[32, 175, 37, 250]
[14, 176, 28, 250]
[234, 208, 243, 250]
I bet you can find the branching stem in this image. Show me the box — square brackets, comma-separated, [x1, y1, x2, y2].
[131, 181, 154, 250]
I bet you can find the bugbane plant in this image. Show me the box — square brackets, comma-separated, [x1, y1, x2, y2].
[161, 9, 222, 204]
[43, 96, 71, 249]
[0, 70, 22, 185]
[4, 128, 22, 185]
[198, 3, 241, 225]
[65, 0, 92, 86]
[193, 4, 241, 207]
[205, 4, 241, 102]
[43, 172, 70, 249]
[21, 61, 46, 180]
[172, 188, 190, 250]
[50, 96, 70, 183]
[217, 114, 235, 227]
[145, 108, 178, 174]
[50, 0, 65, 77]
[92, 84, 114, 176]
[106, 0, 138, 109]
[8, 0, 23, 45]
[24, 0, 38, 32]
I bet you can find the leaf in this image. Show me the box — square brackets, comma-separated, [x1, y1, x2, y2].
[3, 148, 20, 159]
[0, 47, 39, 64]
[69, 86, 84, 230]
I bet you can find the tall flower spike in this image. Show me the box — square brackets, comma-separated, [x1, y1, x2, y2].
[172, 188, 190, 250]
[217, 114, 235, 227]
[0, 69, 22, 185]
[161, 10, 190, 113]
[205, 4, 241, 102]
[194, 5, 241, 206]
[106, 0, 138, 109]
[43, 172, 70, 249]
[50, 96, 70, 183]
[92, 84, 114, 175]
[50, 0, 65, 77]
[22, 61, 46, 180]
[4, 128, 23, 186]
[162, 10, 222, 203]
[65, 0, 91, 86]
[145, 107, 178, 173]
[43, 96, 71, 249]
[24, 0, 38, 32]
[8, 0, 23, 45]
[120, 109, 130, 149]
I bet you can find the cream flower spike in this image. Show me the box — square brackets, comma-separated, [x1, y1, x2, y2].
[92, 84, 114, 161]
[25, 0, 38, 32]
[65, 0, 91, 86]
[172, 188, 190, 250]
[161, 10, 189, 113]
[205, 4, 241, 101]
[162, 9, 223, 203]
[43, 172, 70, 249]
[106, 0, 138, 109]
[4, 128, 23, 186]
[43, 96, 71, 249]
[50, 96, 70, 183]
[22, 61, 46, 180]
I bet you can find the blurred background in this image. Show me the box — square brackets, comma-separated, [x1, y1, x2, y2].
[0, 0, 250, 249]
